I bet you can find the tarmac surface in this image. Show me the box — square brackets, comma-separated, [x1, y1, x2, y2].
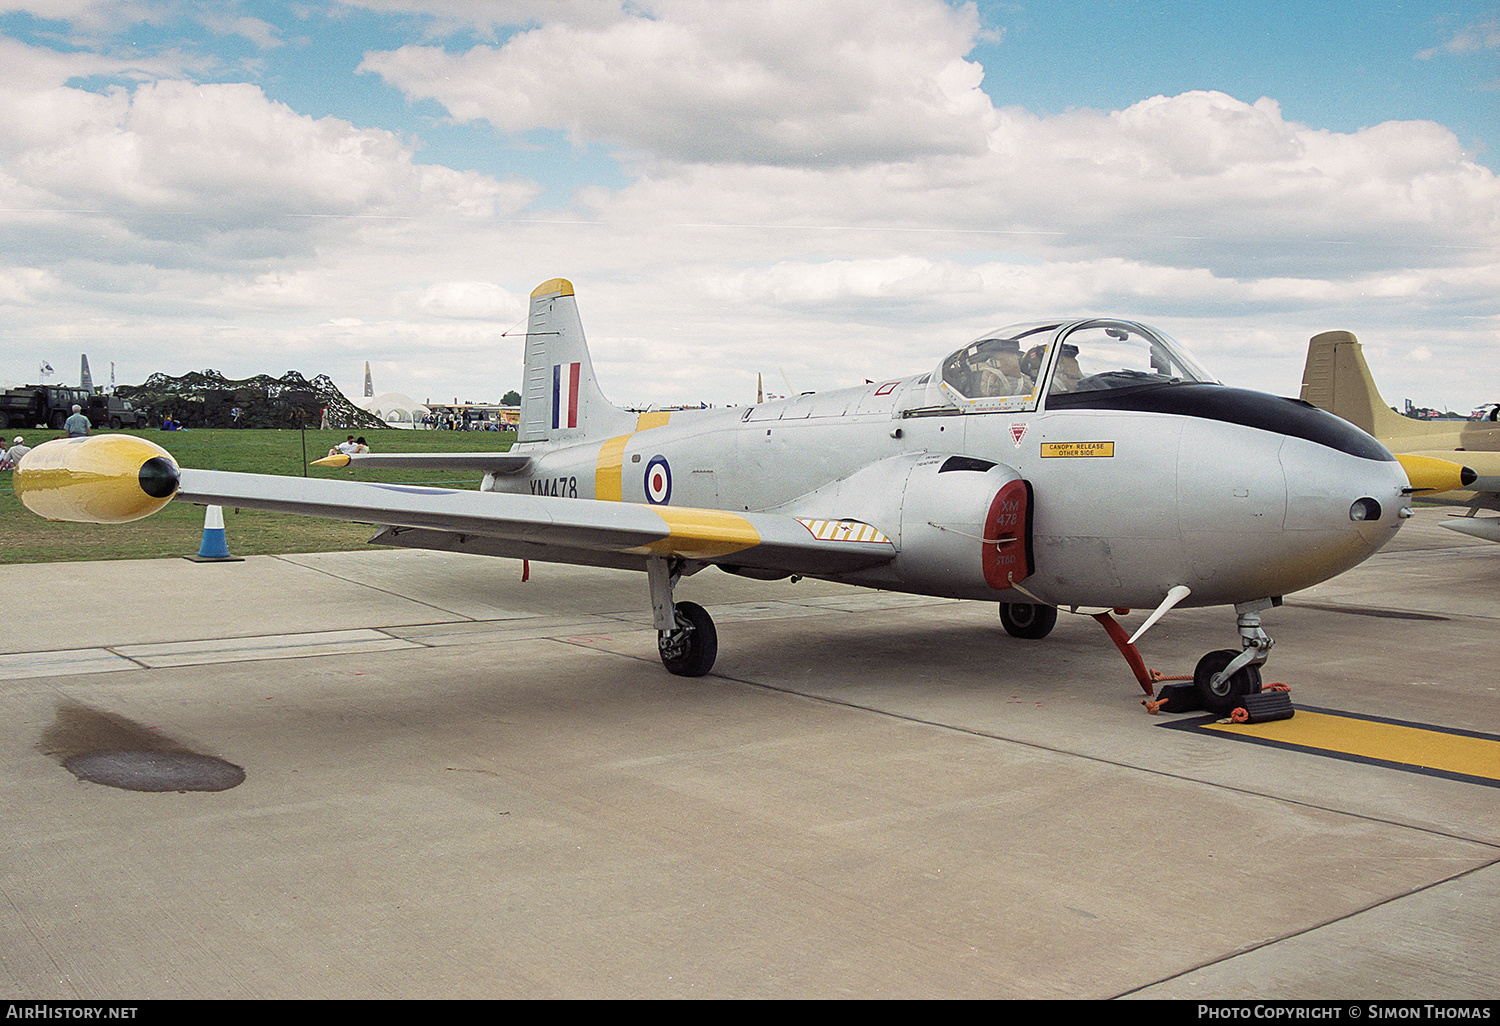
[0, 506, 1495, 999]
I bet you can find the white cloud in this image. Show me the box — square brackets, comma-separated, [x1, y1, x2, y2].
[0, 4, 1496, 414]
[0, 265, 56, 304]
[418, 280, 526, 320]
[360, 0, 995, 166]
[3, 77, 534, 224]
[1417, 19, 1500, 58]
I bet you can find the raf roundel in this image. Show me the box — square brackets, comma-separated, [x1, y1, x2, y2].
[644, 455, 672, 505]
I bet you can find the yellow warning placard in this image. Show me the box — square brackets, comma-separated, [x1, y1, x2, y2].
[1041, 441, 1114, 458]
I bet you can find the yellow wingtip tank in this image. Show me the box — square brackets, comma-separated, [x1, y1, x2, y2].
[14, 436, 181, 524]
[311, 453, 350, 468]
[1394, 453, 1477, 494]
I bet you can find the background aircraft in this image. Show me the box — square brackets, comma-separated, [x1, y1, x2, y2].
[1300, 330, 1500, 543]
[19, 280, 1413, 714]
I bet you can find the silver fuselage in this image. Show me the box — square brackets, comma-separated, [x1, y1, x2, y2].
[496, 369, 1409, 610]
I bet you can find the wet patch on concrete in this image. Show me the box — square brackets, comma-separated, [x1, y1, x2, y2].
[41, 702, 245, 792]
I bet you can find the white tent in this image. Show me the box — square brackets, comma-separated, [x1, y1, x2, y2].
[357, 392, 429, 429]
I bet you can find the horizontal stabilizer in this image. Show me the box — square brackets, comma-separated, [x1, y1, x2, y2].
[312, 452, 533, 475]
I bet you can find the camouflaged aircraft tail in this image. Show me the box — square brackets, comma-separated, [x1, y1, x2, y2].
[1300, 330, 1414, 441]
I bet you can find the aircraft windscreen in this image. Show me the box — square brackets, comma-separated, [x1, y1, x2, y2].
[939, 324, 1056, 404]
[1043, 321, 1215, 397]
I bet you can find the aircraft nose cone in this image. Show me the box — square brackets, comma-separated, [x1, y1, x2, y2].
[1273, 436, 1408, 591]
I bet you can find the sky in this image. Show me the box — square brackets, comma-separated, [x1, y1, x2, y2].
[0, 0, 1496, 415]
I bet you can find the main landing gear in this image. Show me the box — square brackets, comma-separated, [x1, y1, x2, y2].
[999, 602, 1058, 640]
[648, 557, 718, 677]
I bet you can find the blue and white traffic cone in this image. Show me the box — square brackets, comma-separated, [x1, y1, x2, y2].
[188, 505, 242, 561]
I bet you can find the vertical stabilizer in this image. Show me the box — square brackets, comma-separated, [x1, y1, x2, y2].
[364, 362, 373, 398]
[1300, 330, 1413, 441]
[518, 279, 634, 444]
[80, 355, 92, 392]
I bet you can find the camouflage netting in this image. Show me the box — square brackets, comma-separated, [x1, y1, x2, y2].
[116, 370, 385, 430]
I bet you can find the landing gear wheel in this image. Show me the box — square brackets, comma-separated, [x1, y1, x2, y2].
[999, 602, 1058, 640]
[1193, 649, 1263, 716]
[658, 600, 717, 677]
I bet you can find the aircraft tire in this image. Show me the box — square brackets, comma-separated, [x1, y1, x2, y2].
[999, 602, 1058, 640]
[659, 600, 717, 677]
[1193, 649, 1262, 716]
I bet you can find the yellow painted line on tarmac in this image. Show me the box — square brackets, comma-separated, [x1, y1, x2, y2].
[1175, 707, 1500, 788]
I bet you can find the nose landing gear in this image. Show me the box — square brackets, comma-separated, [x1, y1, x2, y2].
[1193, 599, 1277, 715]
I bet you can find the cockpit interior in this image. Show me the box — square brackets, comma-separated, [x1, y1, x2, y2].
[937, 319, 1216, 412]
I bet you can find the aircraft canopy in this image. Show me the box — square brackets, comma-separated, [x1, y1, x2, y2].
[936, 319, 1217, 413]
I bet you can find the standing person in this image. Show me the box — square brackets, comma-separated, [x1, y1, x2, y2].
[65, 404, 90, 437]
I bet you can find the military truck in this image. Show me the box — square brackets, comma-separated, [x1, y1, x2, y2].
[0, 386, 147, 430]
[0, 385, 88, 430]
[84, 394, 149, 429]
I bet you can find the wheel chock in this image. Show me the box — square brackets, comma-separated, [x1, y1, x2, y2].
[1229, 690, 1295, 724]
[1143, 680, 1201, 714]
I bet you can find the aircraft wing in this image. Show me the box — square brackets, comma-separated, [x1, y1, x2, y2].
[1440, 516, 1500, 543]
[177, 470, 893, 575]
[16, 436, 894, 577]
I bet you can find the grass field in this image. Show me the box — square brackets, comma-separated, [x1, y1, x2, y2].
[0, 427, 517, 564]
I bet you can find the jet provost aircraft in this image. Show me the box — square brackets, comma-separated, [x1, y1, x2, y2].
[18, 279, 1414, 713]
[1300, 330, 1500, 544]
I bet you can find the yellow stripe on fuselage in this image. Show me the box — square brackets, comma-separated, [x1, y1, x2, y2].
[595, 435, 630, 501]
[593, 412, 673, 502]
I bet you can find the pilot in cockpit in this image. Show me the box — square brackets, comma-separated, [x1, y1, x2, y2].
[969, 338, 1028, 397]
[1051, 344, 1083, 393]
[1018, 342, 1084, 394]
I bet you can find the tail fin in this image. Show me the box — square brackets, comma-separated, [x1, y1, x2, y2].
[518, 279, 635, 444]
[1299, 330, 1418, 442]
